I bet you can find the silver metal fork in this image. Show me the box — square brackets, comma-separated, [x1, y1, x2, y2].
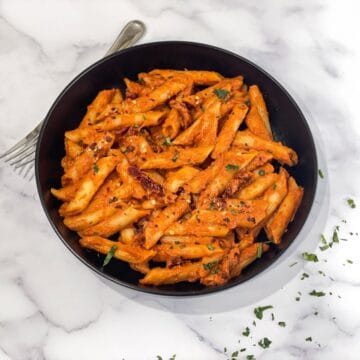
[0, 20, 146, 181]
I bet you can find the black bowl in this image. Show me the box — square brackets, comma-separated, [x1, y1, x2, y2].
[36, 41, 317, 296]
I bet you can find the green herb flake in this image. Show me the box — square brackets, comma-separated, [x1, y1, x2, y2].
[309, 290, 326, 297]
[172, 151, 179, 162]
[93, 163, 99, 173]
[207, 244, 215, 251]
[163, 137, 172, 146]
[209, 201, 216, 210]
[169, 355, 176, 360]
[271, 313, 275, 321]
[231, 350, 239, 357]
[302, 252, 319, 262]
[252, 320, 256, 327]
[102, 245, 117, 268]
[318, 169, 324, 178]
[214, 88, 230, 100]
[320, 244, 329, 251]
[278, 321, 286, 327]
[301, 272, 309, 280]
[305, 337, 312, 342]
[254, 305, 273, 320]
[156, 356, 163, 360]
[258, 169, 266, 176]
[347, 198, 356, 208]
[203, 261, 219, 274]
[347, 259, 353, 264]
[320, 234, 327, 244]
[295, 297, 300, 301]
[225, 164, 240, 171]
[256, 243, 263, 259]
[246, 355, 255, 360]
[242, 327, 250, 336]
[332, 229, 339, 243]
[258, 337, 272, 349]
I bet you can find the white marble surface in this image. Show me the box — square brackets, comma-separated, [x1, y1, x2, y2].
[1, 1, 360, 359]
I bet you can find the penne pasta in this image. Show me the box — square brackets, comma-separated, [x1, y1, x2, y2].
[53, 69, 303, 288]
[265, 176, 304, 243]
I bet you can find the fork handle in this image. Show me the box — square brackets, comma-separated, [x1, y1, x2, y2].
[105, 20, 146, 56]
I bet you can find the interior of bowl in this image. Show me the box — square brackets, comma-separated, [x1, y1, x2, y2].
[36, 41, 318, 296]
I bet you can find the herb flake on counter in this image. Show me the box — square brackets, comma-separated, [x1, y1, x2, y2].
[102, 245, 117, 268]
[305, 337, 312, 342]
[156, 356, 163, 360]
[318, 169, 324, 178]
[309, 290, 326, 297]
[258, 337, 272, 349]
[246, 355, 255, 360]
[302, 252, 319, 262]
[242, 327, 250, 337]
[231, 350, 239, 357]
[278, 321, 286, 327]
[254, 305, 273, 320]
[347, 198, 356, 208]
[169, 355, 176, 360]
[301, 272, 309, 280]
[347, 259, 353, 264]
[240, 348, 246, 352]
[214, 88, 229, 100]
[332, 229, 339, 243]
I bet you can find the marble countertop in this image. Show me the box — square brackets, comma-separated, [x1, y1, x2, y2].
[1, 1, 360, 359]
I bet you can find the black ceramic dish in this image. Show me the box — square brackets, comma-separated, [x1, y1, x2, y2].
[36, 41, 317, 296]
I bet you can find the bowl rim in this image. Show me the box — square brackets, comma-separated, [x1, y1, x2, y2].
[35, 40, 318, 297]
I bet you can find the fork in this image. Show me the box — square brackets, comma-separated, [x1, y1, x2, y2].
[0, 20, 146, 181]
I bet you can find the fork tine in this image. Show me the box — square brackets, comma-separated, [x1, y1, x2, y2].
[0, 136, 30, 159]
[23, 161, 34, 179]
[10, 148, 36, 166]
[14, 154, 35, 169]
[3, 137, 37, 163]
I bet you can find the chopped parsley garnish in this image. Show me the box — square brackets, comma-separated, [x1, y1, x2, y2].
[305, 337, 312, 342]
[278, 321, 286, 327]
[258, 169, 265, 176]
[224, 347, 227, 353]
[225, 164, 240, 171]
[301, 273, 309, 280]
[156, 356, 163, 360]
[214, 88, 230, 100]
[332, 229, 339, 243]
[172, 151, 179, 162]
[169, 355, 176, 360]
[318, 169, 324, 178]
[203, 261, 218, 274]
[93, 163, 99, 173]
[207, 244, 215, 251]
[347, 198, 356, 208]
[163, 137, 172, 146]
[108, 196, 118, 204]
[258, 337, 272, 349]
[347, 259, 353, 264]
[240, 348, 246, 352]
[271, 313, 275, 321]
[256, 243, 263, 258]
[254, 305, 273, 320]
[302, 252, 319, 262]
[209, 201, 216, 210]
[309, 290, 326, 297]
[231, 350, 239, 357]
[242, 327, 250, 336]
[295, 297, 300, 301]
[246, 355, 255, 360]
[102, 245, 117, 268]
